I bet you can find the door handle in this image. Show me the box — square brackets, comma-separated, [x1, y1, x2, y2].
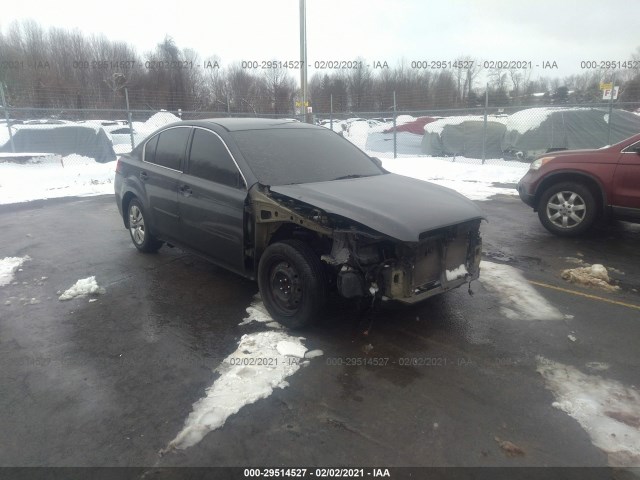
[139, 171, 148, 181]
[179, 185, 193, 197]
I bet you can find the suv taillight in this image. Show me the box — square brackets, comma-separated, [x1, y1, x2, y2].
[115, 158, 123, 174]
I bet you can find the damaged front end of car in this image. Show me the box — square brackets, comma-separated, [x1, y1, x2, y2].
[323, 221, 482, 304]
[249, 183, 483, 305]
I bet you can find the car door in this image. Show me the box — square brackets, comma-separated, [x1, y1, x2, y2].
[611, 140, 640, 218]
[179, 127, 248, 274]
[140, 126, 191, 239]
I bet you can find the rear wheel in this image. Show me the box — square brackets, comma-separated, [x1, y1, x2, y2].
[127, 198, 163, 253]
[258, 239, 327, 329]
[537, 182, 597, 236]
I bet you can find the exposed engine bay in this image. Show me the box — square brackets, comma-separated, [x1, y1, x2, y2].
[249, 185, 483, 304]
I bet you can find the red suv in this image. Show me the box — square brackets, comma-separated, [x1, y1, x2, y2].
[517, 133, 640, 236]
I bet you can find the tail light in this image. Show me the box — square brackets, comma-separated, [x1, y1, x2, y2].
[115, 158, 123, 174]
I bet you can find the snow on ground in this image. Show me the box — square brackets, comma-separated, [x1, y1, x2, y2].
[0, 155, 115, 204]
[164, 298, 323, 452]
[379, 155, 529, 201]
[537, 356, 640, 467]
[58, 276, 105, 301]
[0, 152, 527, 205]
[0, 256, 31, 287]
[238, 293, 282, 329]
[479, 261, 564, 320]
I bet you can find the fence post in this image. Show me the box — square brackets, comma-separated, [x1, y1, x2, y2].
[0, 82, 16, 153]
[482, 83, 488, 165]
[607, 73, 615, 146]
[330, 94, 333, 131]
[393, 91, 397, 159]
[124, 87, 134, 150]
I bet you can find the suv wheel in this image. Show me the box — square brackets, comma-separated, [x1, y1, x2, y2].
[127, 198, 163, 252]
[537, 182, 597, 236]
[258, 240, 327, 329]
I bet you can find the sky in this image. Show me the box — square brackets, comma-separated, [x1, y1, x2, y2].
[1, 0, 639, 82]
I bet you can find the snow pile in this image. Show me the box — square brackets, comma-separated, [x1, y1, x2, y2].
[395, 115, 417, 125]
[380, 155, 528, 201]
[561, 264, 619, 292]
[58, 276, 106, 301]
[446, 264, 468, 281]
[164, 330, 308, 451]
[479, 261, 563, 320]
[344, 121, 371, 150]
[0, 256, 31, 286]
[276, 339, 307, 358]
[143, 110, 181, 130]
[0, 155, 116, 204]
[537, 356, 640, 467]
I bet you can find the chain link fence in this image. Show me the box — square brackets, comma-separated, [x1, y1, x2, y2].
[1, 99, 639, 167]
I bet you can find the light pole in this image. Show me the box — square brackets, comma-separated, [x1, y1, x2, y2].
[299, 0, 309, 122]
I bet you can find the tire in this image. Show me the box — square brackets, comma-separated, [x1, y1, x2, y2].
[127, 198, 163, 253]
[258, 239, 327, 329]
[537, 181, 597, 237]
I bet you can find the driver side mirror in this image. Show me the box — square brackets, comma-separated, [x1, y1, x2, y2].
[371, 156, 383, 168]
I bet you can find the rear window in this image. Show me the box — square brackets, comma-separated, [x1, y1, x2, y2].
[152, 127, 190, 171]
[143, 135, 159, 163]
[230, 128, 382, 186]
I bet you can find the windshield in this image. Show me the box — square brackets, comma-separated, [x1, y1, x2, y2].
[230, 128, 384, 185]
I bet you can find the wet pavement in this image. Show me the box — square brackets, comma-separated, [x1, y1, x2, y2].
[1, 194, 639, 469]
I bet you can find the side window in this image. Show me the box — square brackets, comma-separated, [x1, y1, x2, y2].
[153, 127, 191, 171]
[188, 129, 242, 188]
[143, 134, 159, 163]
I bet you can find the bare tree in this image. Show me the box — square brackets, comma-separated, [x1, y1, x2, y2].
[263, 63, 296, 114]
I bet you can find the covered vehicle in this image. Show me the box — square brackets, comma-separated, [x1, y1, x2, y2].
[115, 119, 484, 328]
[421, 116, 508, 158]
[0, 124, 116, 163]
[503, 107, 640, 159]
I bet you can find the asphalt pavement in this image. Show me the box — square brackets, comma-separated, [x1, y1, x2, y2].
[1, 194, 639, 472]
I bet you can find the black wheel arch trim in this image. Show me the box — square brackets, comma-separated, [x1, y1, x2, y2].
[533, 170, 608, 211]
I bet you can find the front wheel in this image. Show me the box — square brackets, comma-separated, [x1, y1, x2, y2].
[537, 182, 597, 236]
[127, 198, 163, 253]
[258, 240, 327, 329]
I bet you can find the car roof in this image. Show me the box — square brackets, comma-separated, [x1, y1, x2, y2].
[196, 118, 319, 132]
